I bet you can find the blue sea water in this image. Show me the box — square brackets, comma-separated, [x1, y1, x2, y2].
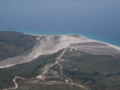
[0, 27, 119, 47]
[0, 0, 120, 47]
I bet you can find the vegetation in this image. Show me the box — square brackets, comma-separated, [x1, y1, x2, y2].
[0, 31, 120, 90]
[16, 80, 85, 90]
[0, 31, 36, 61]
[62, 50, 120, 90]
[0, 52, 60, 89]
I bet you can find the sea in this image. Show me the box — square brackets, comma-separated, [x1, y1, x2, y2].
[0, 0, 120, 47]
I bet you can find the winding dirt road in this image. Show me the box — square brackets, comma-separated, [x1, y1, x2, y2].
[36, 49, 87, 89]
[3, 49, 88, 90]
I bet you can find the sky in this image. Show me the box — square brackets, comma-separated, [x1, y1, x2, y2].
[0, 0, 120, 45]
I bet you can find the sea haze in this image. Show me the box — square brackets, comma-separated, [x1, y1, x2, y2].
[0, 0, 120, 46]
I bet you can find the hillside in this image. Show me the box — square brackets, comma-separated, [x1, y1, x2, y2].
[0, 31, 120, 90]
[0, 31, 36, 61]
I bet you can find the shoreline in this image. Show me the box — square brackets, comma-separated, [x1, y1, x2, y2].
[0, 28, 120, 46]
[12, 30, 120, 48]
[0, 30, 120, 51]
[24, 32, 120, 51]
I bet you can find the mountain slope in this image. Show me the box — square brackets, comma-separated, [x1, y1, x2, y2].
[0, 31, 120, 90]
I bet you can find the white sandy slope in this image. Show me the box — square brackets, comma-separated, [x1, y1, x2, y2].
[0, 34, 120, 69]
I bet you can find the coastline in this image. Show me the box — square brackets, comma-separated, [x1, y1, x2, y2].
[0, 29, 120, 51]
[0, 29, 119, 49]
[24, 32, 120, 51]
[0, 27, 119, 46]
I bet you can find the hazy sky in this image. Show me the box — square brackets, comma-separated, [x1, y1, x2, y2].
[0, 0, 120, 36]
